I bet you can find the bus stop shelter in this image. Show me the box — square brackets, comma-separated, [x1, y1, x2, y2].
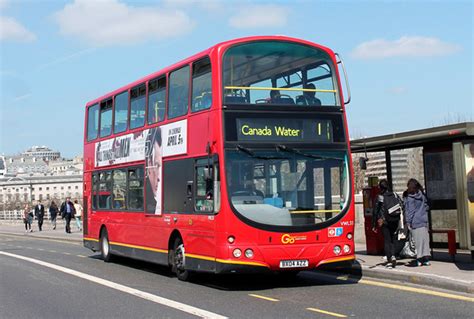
[351, 122, 474, 255]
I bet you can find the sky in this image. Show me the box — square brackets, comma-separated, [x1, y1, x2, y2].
[0, 0, 472, 158]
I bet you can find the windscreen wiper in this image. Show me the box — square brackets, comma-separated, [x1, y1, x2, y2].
[276, 144, 341, 161]
[236, 145, 287, 160]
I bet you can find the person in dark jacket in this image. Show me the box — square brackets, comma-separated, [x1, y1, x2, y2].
[404, 179, 431, 266]
[34, 200, 45, 231]
[372, 179, 401, 268]
[60, 197, 76, 233]
[49, 201, 58, 230]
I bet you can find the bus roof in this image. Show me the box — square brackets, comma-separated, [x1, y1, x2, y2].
[85, 35, 334, 108]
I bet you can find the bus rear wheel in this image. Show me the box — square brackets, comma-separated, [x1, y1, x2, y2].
[100, 229, 114, 262]
[171, 237, 191, 281]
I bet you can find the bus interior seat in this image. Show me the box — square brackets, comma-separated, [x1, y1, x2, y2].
[193, 92, 212, 111]
[225, 95, 246, 104]
[272, 96, 295, 104]
[201, 92, 212, 109]
[264, 197, 284, 208]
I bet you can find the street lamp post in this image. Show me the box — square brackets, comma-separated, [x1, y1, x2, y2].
[29, 180, 33, 204]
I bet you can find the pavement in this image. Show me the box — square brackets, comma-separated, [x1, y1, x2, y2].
[351, 243, 474, 294]
[1, 221, 472, 294]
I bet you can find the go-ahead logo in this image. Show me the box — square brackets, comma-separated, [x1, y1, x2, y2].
[281, 234, 307, 244]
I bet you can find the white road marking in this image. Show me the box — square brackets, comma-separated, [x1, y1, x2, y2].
[0, 251, 227, 319]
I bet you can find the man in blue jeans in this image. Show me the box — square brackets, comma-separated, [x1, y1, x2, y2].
[60, 197, 76, 233]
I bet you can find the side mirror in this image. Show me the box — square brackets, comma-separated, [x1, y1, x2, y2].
[359, 157, 368, 170]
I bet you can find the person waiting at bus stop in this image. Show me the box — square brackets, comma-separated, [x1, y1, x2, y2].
[372, 179, 401, 269]
[60, 197, 76, 233]
[404, 179, 431, 266]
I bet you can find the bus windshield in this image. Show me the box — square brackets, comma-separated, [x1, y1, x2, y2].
[225, 149, 350, 228]
[223, 41, 340, 107]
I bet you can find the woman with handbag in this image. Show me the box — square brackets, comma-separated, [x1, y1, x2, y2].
[404, 179, 431, 266]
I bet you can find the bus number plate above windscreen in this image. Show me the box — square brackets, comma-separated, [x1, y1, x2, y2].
[279, 259, 309, 268]
[236, 118, 333, 142]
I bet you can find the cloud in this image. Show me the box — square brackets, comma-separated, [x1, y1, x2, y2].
[163, 0, 222, 11]
[0, 16, 36, 42]
[229, 4, 288, 29]
[53, 0, 194, 46]
[351, 36, 461, 59]
[0, 0, 9, 10]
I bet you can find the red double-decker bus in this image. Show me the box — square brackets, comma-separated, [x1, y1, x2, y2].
[83, 36, 354, 280]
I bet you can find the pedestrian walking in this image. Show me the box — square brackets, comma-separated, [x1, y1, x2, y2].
[404, 178, 431, 266]
[60, 197, 76, 234]
[73, 199, 83, 231]
[22, 204, 32, 232]
[372, 179, 403, 269]
[34, 200, 45, 231]
[49, 201, 59, 230]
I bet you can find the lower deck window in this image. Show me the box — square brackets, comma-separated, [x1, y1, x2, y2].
[92, 166, 144, 212]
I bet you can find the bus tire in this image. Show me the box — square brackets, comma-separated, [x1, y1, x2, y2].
[171, 237, 191, 281]
[100, 229, 113, 263]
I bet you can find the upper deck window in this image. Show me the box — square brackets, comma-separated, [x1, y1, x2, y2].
[223, 41, 339, 107]
[87, 103, 99, 141]
[168, 66, 190, 119]
[114, 91, 128, 134]
[99, 99, 113, 138]
[148, 77, 166, 124]
[191, 57, 212, 112]
[130, 84, 146, 129]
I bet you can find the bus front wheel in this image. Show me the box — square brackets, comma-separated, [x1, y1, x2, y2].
[100, 229, 113, 262]
[171, 237, 191, 281]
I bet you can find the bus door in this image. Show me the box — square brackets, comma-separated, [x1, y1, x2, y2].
[185, 157, 219, 260]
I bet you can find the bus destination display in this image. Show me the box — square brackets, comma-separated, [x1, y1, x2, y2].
[236, 118, 333, 142]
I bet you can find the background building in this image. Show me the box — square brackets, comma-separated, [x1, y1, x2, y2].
[22, 145, 61, 161]
[0, 175, 82, 210]
[0, 146, 83, 211]
[360, 148, 424, 193]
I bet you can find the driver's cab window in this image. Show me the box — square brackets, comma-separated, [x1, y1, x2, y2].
[227, 162, 266, 204]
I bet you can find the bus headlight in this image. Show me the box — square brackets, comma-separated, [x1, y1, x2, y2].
[347, 233, 353, 240]
[228, 236, 235, 243]
[343, 245, 351, 254]
[233, 248, 242, 258]
[333, 245, 341, 255]
[244, 249, 254, 259]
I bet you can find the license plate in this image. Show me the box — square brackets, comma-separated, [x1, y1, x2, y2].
[279, 259, 309, 268]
